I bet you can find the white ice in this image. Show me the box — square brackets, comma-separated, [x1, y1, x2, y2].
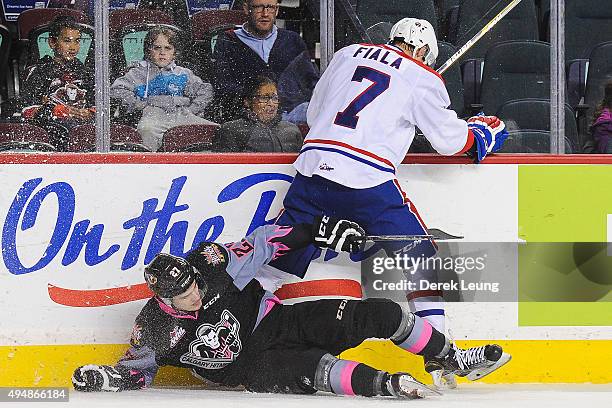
[62, 384, 612, 408]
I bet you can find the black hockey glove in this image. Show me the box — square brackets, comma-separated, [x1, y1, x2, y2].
[312, 215, 365, 253]
[72, 365, 144, 392]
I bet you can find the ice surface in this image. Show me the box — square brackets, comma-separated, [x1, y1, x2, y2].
[65, 384, 612, 408]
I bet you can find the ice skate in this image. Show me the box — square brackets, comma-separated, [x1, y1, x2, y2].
[426, 344, 511, 382]
[424, 357, 458, 390]
[386, 372, 441, 399]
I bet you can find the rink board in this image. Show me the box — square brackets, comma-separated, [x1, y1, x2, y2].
[0, 153, 611, 386]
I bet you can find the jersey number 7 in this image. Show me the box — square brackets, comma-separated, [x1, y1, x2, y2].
[334, 66, 391, 129]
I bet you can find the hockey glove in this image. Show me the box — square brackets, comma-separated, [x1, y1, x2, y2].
[312, 215, 365, 253]
[72, 365, 145, 392]
[466, 115, 508, 162]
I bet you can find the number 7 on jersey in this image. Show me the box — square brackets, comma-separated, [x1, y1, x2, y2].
[334, 66, 391, 129]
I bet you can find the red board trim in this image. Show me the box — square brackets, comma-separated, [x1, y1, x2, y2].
[1, 153, 612, 165]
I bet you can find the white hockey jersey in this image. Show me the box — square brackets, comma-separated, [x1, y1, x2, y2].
[294, 43, 470, 188]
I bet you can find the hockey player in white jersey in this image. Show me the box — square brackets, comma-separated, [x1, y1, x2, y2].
[266, 17, 510, 389]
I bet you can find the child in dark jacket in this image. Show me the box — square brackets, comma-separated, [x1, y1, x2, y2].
[591, 81, 612, 154]
[20, 16, 95, 151]
[215, 76, 303, 153]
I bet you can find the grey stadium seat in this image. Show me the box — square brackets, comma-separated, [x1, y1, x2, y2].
[355, 0, 438, 36]
[452, 0, 538, 60]
[496, 98, 579, 152]
[500, 129, 573, 153]
[479, 40, 551, 115]
[435, 41, 465, 116]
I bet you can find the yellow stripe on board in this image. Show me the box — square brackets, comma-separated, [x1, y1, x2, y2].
[1, 340, 611, 387]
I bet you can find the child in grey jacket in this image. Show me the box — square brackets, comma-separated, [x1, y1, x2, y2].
[110, 25, 217, 151]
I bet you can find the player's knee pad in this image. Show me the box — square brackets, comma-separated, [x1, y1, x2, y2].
[389, 304, 416, 344]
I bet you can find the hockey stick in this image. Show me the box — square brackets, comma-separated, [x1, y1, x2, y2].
[436, 0, 523, 75]
[355, 228, 464, 242]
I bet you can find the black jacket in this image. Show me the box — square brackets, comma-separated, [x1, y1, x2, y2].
[20, 55, 95, 111]
[212, 28, 319, 120]
[215, 112, 304, 152]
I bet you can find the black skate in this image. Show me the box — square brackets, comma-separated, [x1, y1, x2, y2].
[386, 372, 441, 399]
[426, 344, 511, 382]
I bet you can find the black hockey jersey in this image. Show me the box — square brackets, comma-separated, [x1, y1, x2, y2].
[116, 224, 310, 386]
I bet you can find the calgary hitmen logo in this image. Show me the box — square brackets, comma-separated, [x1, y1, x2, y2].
[179, 310, 242, 370]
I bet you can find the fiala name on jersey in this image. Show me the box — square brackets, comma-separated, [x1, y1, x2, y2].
[351, 46, 403, 70]
[179, 309, 242, 370]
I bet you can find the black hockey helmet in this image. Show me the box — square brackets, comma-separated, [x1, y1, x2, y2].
[144, 253, 197, 299]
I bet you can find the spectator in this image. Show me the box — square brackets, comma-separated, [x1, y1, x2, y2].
[110, 25, 216, 152]
[215, 75, 303, 152]
[212, 0, 319, 121]
[590, 81, 612, 154]
[20, 16, 95, 151]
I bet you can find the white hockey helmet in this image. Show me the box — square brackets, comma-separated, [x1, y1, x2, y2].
[389, 18, 438, 67]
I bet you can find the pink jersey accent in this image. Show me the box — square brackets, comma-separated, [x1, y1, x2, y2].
[265, 225, 294, 260]
[340, 361, 359, 395]
[263, 296, 280, 318]
[407, 319, 433, 354]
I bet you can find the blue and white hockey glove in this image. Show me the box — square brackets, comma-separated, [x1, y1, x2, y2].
[72, 365, 145, 392]
[466, 115, 508, 162]
[313, 215, 365, 253]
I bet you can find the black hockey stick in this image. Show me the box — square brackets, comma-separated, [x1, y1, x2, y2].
[354, 228, 464, 242]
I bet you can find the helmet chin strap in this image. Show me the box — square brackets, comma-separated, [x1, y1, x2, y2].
[162, 288, 207, 312]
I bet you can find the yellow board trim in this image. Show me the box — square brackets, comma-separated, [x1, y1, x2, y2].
[2, 340, 611, 387]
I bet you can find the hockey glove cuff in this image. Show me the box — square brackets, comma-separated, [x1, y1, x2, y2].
[312, 215, 365, 253]
[466, 115, 508, 162]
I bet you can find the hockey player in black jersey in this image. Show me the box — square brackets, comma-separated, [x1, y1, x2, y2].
[72, 216, 510, 398]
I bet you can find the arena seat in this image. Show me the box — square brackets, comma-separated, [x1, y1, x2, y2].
[138, 0, 191, 33]
[190, 10, 246, 46]
[0, 122, 55, 152]
[48, 0, 90, 13]
[67, 124, 150, 152]
[479, 40, 551, 115]
[17, 8, 90, 41]
[436, 0, 461, 40]
[561, 1, 612, 61]
[355, 0, 438, 36]
[160, 124, 219, 152]
[0, 24, 11, 100]
[109, 9, 173, 39]
[452, 0, 538, 60]
[187, 10, 246, 80]
[500, 129, 573, 154]
[435, 41, 465, 116]
[496, 98, 579, 152]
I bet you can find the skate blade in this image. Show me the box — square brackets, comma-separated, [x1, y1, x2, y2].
[466, 352, 512, 381]
[401, 377, 443, 397]
[429, 370, 457, 391]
